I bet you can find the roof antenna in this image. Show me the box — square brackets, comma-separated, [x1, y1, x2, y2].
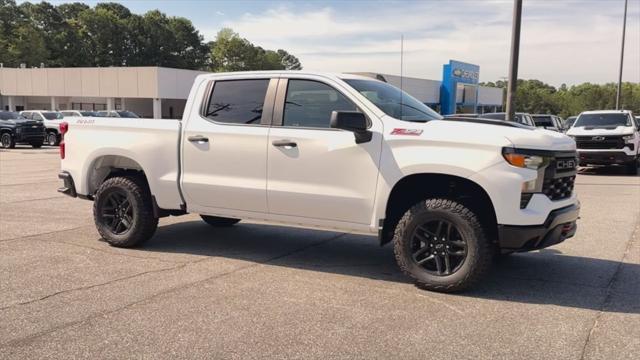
[400, 34, 404, 119]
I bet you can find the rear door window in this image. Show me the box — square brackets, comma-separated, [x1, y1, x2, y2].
[205, 79, 270, 125]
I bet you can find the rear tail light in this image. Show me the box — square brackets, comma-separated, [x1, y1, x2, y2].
[59, 122, 68, 159]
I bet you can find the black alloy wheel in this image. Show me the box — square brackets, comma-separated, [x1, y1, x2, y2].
[410, 219, 467, 276]
[99, 189, 134, 235]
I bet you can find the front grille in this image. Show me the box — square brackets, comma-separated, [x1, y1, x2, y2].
[542, 175, 575, 201]
[575, 136, 625, 150]
[541, 153, 577, 201]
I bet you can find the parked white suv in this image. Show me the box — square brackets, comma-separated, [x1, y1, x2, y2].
[57, 71, 580, 292]
[566, 110, 639, 174]
[20, 110, 64, 146]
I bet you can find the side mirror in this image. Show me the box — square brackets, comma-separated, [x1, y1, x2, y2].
[330, 111, 372, 144]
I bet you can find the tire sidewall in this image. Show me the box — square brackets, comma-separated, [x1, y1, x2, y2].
[94, 178, 145, 246]
[1, 133, 13, 148]
[47, 132, 58, 146]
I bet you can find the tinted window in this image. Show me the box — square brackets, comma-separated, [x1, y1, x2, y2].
[283, 80, 357, 128]
[116, 111, 139, 118]
[531, 115, 554, 127]
[574, 113, 631, 127]
[32, 113, 44, 121]
[205, 79, 269, 125]
[43, 112, 63, 120]
[0, 112, 25, 120]
[344, 79, 441, 122]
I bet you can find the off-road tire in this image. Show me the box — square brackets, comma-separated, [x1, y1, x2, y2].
[1, 133, 15, 149]
[200, 215, 241, 227]
[93, 176, 158, 248]
[393, 198, 493, 292]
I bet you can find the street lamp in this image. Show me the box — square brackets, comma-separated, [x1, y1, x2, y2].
[615, 0, 628, 110]
[505, 0, 523, 122]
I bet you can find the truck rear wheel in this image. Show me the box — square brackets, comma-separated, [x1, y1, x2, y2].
[393, 198, 493, 292]
[93, 176, 158, 248]
[46, 132, 59, 146]
[200, 215, 241, 227]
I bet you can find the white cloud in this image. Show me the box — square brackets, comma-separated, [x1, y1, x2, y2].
[208, 1, 640, 86]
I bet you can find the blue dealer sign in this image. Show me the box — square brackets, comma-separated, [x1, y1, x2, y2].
[440, 60, 480, 114]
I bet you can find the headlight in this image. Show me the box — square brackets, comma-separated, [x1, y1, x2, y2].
[622, 134, 635, 142]
[502, 148, 550, 170]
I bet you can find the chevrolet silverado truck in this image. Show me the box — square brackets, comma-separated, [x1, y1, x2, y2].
[58, 71, 580, 292]
[0, 111, 45, 148]
[566, 110, 639, 174]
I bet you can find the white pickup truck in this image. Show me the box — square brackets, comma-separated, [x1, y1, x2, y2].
[566, 110, 639, 174]
[58, 71, 580, 292]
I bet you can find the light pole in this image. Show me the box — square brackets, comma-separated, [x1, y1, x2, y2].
[615, 0, 628, 110]
[505, 0, 523, 122]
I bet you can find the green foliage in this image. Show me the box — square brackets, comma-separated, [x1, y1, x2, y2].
[480, 79, 640, 117]
[209, 28, 303, 71]
[0, 1, 301, 72]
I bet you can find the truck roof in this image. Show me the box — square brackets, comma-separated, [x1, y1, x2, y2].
[195, 70, 379, 82]
[580, 110, 632, 115]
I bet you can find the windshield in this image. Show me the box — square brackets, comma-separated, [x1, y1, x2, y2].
[531, 115, 554, 127]
[574, 113, 631, 127]
[116, 111, 139, 118]
[0, 112, 25, 120]
[344, 79, 442, 122]
[43, 112, 63, 120]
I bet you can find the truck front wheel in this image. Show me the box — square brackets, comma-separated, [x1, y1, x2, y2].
[200, 215, 241, 227]
[625, 157, 639, 175]
[393, 198, 493, 292]
[93, 176, 158, 248]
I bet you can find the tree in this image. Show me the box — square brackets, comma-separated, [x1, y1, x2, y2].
[209, 28, 303, 72]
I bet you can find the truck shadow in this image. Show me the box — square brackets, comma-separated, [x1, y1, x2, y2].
[140, 221, 638, 314]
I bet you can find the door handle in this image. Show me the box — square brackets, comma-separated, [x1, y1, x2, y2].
[188, 135, 209, 143]
[272, 140, 297, 148]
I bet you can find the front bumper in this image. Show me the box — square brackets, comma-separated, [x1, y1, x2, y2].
[498, 203, 580, 253]
[578, 150, 636, 165]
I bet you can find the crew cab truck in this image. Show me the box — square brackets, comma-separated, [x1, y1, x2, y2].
[566, 110, 639, 174]
[58, 71, 580, 292]
[0, 111, 46, 148]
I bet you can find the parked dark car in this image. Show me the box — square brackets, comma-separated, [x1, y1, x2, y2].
[0, 111, 46, 149]
[481, 112, 536, 126]
[531, 114, 564, 132]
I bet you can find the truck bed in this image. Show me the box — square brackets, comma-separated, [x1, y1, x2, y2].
[60, 117, 184, 210]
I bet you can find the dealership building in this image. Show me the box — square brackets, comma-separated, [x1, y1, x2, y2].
[0, 60, 502, 118]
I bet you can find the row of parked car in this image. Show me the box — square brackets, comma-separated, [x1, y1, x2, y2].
[448, 110, 640, 174]
[446, 112, 570, 132]
[0, 110, 139, 148]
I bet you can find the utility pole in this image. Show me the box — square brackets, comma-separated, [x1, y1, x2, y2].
[616, 0, 628, 110]
[505, 0, 523, 122]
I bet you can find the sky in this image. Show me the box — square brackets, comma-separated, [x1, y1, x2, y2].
[41, 0, 640, 86]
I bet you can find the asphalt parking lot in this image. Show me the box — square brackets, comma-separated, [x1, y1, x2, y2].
[1, 146, 638, 359]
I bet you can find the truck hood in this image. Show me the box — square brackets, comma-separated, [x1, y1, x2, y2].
[3, 119, 43, 126]
[567, 125, 635, 136]
[411, 118, 576, 151]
